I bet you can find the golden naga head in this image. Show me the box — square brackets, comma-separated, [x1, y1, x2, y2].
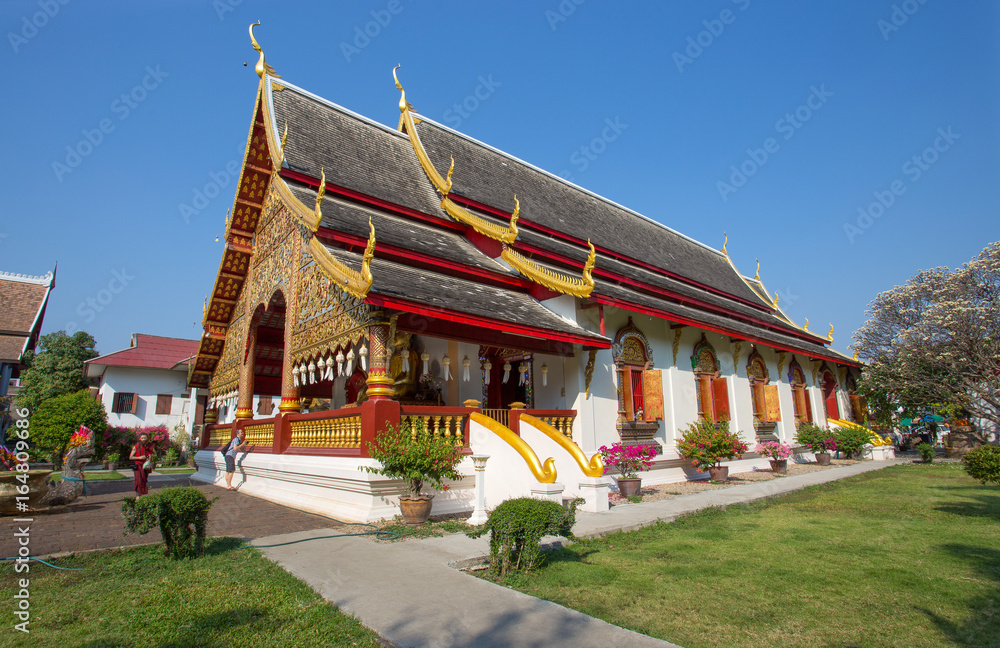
[582, 239, 597, 286]
[392, 64, 414, 113]
[249, 22, 280, 79]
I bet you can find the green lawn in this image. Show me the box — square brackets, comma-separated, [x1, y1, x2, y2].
[512, 464, 1000, 648]
[155, 466, 197, 474]
[0, 539, 382, 647]
[49, 471, 128, 482]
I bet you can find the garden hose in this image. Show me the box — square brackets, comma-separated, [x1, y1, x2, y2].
[0, 556, 83, 570]
[244, 511, 399, 548]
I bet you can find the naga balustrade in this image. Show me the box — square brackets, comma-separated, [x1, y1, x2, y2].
[509, 409, 577, 438]
[201, 400, 475, 457]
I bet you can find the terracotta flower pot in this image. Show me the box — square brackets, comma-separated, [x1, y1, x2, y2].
[815, 452, 832, 465]
[769, 459, 787, 474]
[399, 495, 434, 525]
[707, 465, 729, 481]
[617, 477, 642, 498]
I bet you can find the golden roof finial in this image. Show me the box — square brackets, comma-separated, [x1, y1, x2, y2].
[827, 323, 834, 341]
[853, 350, 859, 361]
[249, 22, 280, 79]
[444, 157, 454, 195]
[277, 121, 288, 168]
[224, 207, 230, 230]
[754, 258, 760, 282]
[804, 317, 810, 331]
[721, 232, 728, 256]
[510, 196, 520, 239]
[203, 297, 207, 318]
[361, 216, 376, 287]
[772, 292, 779, 307]
[393, 64, 414, 113]
[582, 239, 597, 286]
[312, 167, 326, 232]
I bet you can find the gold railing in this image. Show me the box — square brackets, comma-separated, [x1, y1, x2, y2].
[536, 415, 575, 438]
[289, 416, 362, 448]
[243, 422, 274, 447]
[208, 425, 232, 447]
[403, 413, 467, 445]
[482, 409, 509, 429]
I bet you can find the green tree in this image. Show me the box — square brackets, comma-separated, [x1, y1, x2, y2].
[31, 389, 107, 467]
[16, 331, 98, 414]
[853, 241, 1000, 431]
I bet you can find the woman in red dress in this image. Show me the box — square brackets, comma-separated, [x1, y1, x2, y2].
[128, 432, 156, 496]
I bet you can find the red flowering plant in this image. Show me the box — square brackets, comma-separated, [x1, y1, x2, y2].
[676, 418, 749, 471]
[0, 445, 26, 471]
[362, 418, 464, 498]
[795, 423, 836, 454]
[599, 442, 657, 479]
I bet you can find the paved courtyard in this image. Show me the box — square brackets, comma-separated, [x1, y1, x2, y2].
[0, 473, 336, 558]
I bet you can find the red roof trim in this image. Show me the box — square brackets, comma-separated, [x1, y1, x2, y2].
[365, 295, 610, 349]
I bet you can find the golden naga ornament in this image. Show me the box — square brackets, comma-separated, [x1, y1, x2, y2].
[307, 216, 376, 300]
[501, 239, 596, 298]
[393, 65, 520, 245]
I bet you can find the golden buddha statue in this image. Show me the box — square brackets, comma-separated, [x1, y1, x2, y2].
[389, 332, 419, 400]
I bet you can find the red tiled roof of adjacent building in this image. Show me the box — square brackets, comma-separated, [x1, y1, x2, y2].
[87, 334, 201, 371]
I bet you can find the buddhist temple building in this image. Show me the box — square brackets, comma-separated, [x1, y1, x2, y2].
[190, 27, 863, 520]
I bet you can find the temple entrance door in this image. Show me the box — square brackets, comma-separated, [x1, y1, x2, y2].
[821, 370, 840, 420]
[252, 292, 285, 408]
[484, 352, 531, 409]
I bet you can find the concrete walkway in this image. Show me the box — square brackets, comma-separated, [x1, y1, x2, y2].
[253, 459, 904, 648]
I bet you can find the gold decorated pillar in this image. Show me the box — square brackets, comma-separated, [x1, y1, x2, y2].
[235, 322, 258, 421]
[279, 234, 302, 413]
[366, 311, 394, 401]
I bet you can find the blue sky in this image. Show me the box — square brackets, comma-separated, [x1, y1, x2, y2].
[3, 0, 997, 356]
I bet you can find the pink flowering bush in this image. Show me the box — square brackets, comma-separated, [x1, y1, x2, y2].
[676, 419, 748, 471]
[795, 423, 837, 453]
[755, 441, 793, 460]
[599, 442, 657, 479]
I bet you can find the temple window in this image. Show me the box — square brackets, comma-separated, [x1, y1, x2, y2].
[613, 319, 663, 423]
[691, 336, 728, 423]
[746, 348, 780, 436]
[788, 358, 812, 427]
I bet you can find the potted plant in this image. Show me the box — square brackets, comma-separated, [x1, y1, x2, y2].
[362, 419, 464, 524]
[106, 452, 120, 471]
[676, 419, 749, 482]
[755, 441, 792, 473]
[795, 423, 836, 465]
[599, 442, 657, 497]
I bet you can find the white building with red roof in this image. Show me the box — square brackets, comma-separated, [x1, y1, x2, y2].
[85, 334, 203, 430]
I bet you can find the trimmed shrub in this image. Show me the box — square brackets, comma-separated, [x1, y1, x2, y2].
[963, 445, 1000, 485]
[917, 442, 935, 464]
[122, 487, 216, 558]
[468, 497, 580, 578]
